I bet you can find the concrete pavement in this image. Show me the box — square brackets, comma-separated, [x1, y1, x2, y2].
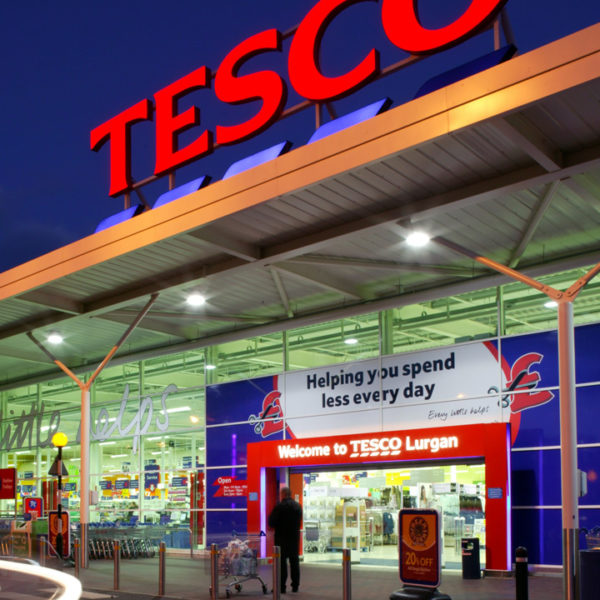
[63, 554, 563, 600]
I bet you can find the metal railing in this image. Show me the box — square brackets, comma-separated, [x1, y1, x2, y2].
[206, 545, 352, 600]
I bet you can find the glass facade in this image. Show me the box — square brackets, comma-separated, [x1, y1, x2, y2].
[0, 264, 599, 559]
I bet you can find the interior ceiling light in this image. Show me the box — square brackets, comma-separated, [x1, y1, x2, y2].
[406, 231, 430, 247]
[186, 293, 206, 307]
[166, 406, 191, 413]
[205, 364, 217, 370]
[190, 415, 200, 424]
[47, 333, 63, 345]
[544, 300, 558, 308]
[344, 338, 358, 345]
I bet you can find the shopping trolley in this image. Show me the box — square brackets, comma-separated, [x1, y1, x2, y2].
[215, 533, 268, 597]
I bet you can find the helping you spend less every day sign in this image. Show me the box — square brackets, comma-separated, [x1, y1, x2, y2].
[283, 343, 507, 437]
[309, 351, 457, 405]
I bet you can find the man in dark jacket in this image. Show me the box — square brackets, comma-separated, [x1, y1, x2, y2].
[268, 486, 302, 593]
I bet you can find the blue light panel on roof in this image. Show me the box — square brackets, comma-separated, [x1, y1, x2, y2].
[94, 204, 144, 233]
[413, 44, 517, 99]
[223, 141, 291, 180]
[308, 98, 391, 145]
[153, 175, 209, 209]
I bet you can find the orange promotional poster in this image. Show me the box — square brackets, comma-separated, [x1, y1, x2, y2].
[48, 510, 70, 555]
[399, 509, 440, 588]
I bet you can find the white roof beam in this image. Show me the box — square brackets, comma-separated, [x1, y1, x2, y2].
[188, 227, 261, 261]
[106, 309, 270, 325]
[491, 114, 563, 172]
[0, 347, 55, 365]
[271, 263, 363, 300]
[269, 267, 294, 318]
[509, 180, 560, 268]
[93, 314, 186, 339]
[286, 255, 481, 277]
[16, 290, 85, 315]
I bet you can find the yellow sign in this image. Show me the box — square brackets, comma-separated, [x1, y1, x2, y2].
[386, 472, 409, 486]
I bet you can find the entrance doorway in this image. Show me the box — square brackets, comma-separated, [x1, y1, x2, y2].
[300, 463, 485, 569]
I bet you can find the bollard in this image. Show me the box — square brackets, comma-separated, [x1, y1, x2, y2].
[38, 536, 46, 567]
[74, 538, 80, 579]
[210, 543, 219, 600]
[113, 540, 121, 590]
[272, 545, 281, 600]
[80, 523, 89, 569]
[342, 548, 352, 600]
[515, 546, 528, 600]
[158, 541, 166, 596]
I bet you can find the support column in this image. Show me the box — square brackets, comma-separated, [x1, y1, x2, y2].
[80, 388, 91, 568]
[26, 292, 158, 568]
[379, 310, 395, 356]
[558, 302, 579, 600]
[431, 235, 600, 597]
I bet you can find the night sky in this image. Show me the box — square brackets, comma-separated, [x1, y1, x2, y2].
[1, 0, 598, 273]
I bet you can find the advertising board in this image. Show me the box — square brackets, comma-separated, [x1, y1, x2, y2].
[399, 509, 441, 588]
[24, 497, 44, 520]
[48, 510, 70, 557]
[0, 468, 16, 500]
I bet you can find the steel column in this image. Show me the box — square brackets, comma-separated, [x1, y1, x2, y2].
[80, 387, 90, 568]
[26, 293, 158, 569]
[558, 302, 579, 600]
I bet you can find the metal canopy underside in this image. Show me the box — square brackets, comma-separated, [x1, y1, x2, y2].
[1, 24, 600, 389]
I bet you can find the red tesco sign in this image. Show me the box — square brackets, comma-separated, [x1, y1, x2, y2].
[91, 0, 507, 197]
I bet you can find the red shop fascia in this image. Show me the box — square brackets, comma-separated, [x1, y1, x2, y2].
[247, 422, 511, 571]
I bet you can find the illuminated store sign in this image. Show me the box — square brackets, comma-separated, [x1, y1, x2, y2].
[274, 430, 461, 465]
[91, 0, 507, 196]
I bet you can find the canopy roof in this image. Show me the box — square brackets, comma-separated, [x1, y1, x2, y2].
[1, 24, 600, 390]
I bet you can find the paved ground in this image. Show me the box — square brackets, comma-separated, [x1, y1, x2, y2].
[58, 555, 564, 600]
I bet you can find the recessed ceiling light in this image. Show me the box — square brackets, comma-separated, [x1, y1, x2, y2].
[186, 293, 206, 307]
[48, 333, 63, 345]
[544, 300, 558, 309]
[190, 415, 200, 424]
[344, 338, 358, 345]
[406, 231, 430, 247]
[206, 364, 216, 370]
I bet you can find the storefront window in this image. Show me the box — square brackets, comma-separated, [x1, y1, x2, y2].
[208, 333, 284, 383]
[143, 350, 205, 390]
[286, 314, 380, 371]
[94, 363, 141, 400]
[390, 290, 498, 354]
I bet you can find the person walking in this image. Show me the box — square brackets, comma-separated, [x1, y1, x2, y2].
[268, 486, 302, 593]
